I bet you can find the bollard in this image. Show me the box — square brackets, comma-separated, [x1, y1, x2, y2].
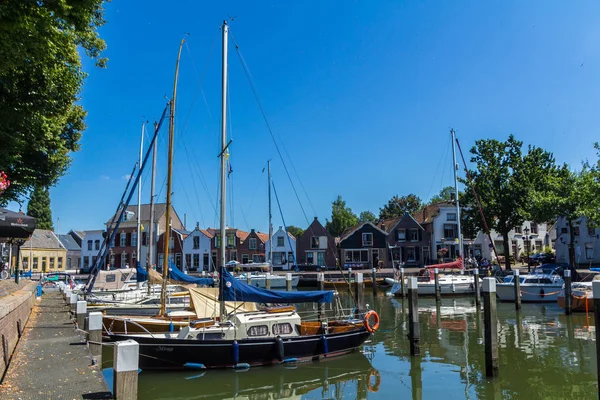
[64, 289, 71, 302]
[593, 281, 600, 399]
[76, 300, 87, 329]
[407, 277, 420, 356]
[88, 311, 103, 365]
[564, 270, 572, 315]
[513, 270, 521, 311]
[265, 273, 271, 290]
[317, 273, 325, 321]
[113, 340, 139, 400]
[400, 268, 407, 298]
[434, 268, 441, 302]
[69, 293, 78, 315]
[354, 273, 364, 317]
[483, 278, 499, 377]
[247, 273, 252, 285]
[286, 273, 293, 291]
[372, 267, 378, 296]
[473, 268, 481, 307]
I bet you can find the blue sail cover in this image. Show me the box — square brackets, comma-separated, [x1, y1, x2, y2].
[168, 260, 214, 286]
[219, 268, 333, 304]
[136, 262, 148, 282]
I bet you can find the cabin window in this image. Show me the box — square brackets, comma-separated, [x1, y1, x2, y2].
[530, 223, 538, 234]
[87, 240, 92, 250]
[193, 236, 200, 249]
[586, 243, 594, 260]
[121, 273, 129, 282]
[277, 236, 285, 247]
[106, 274, 116, 283]
[396, 229, 406, 241]
[410, 229, 419, 242]
[362, 233, 373, 247]
[447, 213, 457, 221]
[310, 236, 320, 249]
[249, 238, 257, 250]
[247, 325, 269, 337]
[272, 323, 293, 335]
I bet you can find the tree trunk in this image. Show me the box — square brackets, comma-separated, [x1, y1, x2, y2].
[568, 219, 576, 267]
[503, 231, 512, 271]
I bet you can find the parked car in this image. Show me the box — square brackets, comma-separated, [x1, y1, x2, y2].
[528, 252, 555, 266]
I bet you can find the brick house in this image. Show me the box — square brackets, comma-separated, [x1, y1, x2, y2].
[238, 229, 269, 264]
[379, 212, 432, 267]
[157, 228, 189, 271]
[338, 222, 389, 269]
[296, 217, 337, 268]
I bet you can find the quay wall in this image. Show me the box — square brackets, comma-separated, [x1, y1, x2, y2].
[0, 281, 37, 379]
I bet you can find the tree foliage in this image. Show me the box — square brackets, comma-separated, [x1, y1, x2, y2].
[461, 135, 557, 270]
[27, 185, 53, 230]
[0, 0, 107, 205]
[379, 194, 422, 220]
[358, 211, 378, 224]
[429, 186, 455, 204]
[286, 225, 304, 239]
[325, 195, 358, 237]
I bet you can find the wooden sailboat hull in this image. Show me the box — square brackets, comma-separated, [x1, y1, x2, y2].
[107, 328, 371, 370]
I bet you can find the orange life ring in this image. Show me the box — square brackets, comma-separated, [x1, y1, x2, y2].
[364, 310, 380, 333]
[367, 368, 381, 392]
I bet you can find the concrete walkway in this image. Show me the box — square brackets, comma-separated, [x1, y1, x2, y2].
[0, 291, 110, 399]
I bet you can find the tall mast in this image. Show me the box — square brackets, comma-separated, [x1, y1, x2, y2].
[147, 121, 158, 295]
[137, 122, 144, 273]
[160, 39, 185, 317]
[267, 160, 273, 265]
[219, 21, 229, 320]
[451, 128, 464, 268]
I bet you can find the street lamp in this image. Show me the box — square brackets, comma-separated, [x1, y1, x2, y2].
[523, 226, 530, 272]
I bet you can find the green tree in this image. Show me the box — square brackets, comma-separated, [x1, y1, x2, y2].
[286, 225, 304, 239]
[0, 1, 107, 205]
[379, 194, 422, 220]
[461, 135, 557, 270]
[429, 186, 455, 204]
[325, 195, 358, 237]
[27, 185, 53, 230]
[359, 211, 378, 224]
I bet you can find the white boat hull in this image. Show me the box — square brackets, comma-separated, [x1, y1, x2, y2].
[238, 275, 300, 289]
[496, 283, 562, 302]
[390, 276, 478, 296]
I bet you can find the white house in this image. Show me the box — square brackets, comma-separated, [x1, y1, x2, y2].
[265, 226, 296, 270]
[79, 230, 105, 271]
[182, 224, 213, 272]
[555, 216, 600, 267]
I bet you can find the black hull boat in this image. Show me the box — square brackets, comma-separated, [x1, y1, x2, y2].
[108, 328, 371, 370]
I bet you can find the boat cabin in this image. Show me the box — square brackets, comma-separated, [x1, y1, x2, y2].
[93, 268, 138, 291]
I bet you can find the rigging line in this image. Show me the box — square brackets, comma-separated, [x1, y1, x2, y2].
[229, 32, 311, 226]
[424, 137, 450, 202]
[438, 135, 452, 194]
[177, 174, 201, 228]
[272, 180, 296, 263]
[238, 162, 267, 231]
[180, 144, 208, 226]
[182, 139, 218, 219]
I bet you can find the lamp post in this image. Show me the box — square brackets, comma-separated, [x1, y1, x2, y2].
[523, 226, 530, 272]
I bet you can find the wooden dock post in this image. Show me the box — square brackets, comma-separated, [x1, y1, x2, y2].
[434, 268, 441, 303]
[286, 273, 293, 291]
[88, 311, 103, 365]
[400, 267, 407, 298]
[348, 267, 352, 283]
[593, 281, 600, 399]
[513, 270, 521, 311]
[483, 277, 499, 378]
[354, 273, 364, 316]
[76, 300, 87, 329]
[317, 272, 325, 321]
[265, 273, 271, 290]
[69, 293, 78, 315]
[473, 268, 481, 307]
[247, 273, 252, 285]
[371, 267, 378, 296]
[563, 269, 572, 315]
[113, 340, 139, 400]
[407, 277, 420, 356]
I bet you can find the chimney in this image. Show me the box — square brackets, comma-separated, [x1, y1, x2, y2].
[381, 221, 386, 231]
[196, 222, 199, 230]
[279, 226, 283, 231]
[314, 217, 318, 222]
[423, 207, 428, 222]
[251, 229, 255, 233]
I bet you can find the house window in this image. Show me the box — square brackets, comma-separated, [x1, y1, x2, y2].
[83, 256, 89, 269]
[67, 258, 71, 270]
[344, 249, 369, 263]
[227, 235, 235, 247]
[42, 257, 47, 272]
[252, 254, 263, 263]
[249, 238, 257, 250]
[49, 258, 55, 270]
[535, 240, 543, 251]
[120, 232, 126, 247]
[422, 247, 430, 264]
[277, 236, 284, 247]
[131, 232, 137, 247]
[272, 323, 293, 335]
[406, 247, 416, 262]
[92, 256, 97, 267]
[494, 240, 505, 255]
[23, 257, 29, 270]
[317, 252, 325, 266]
[574, 227, 580, 237]
[185, 254, 191, 269]
[87, 240, 92, 250]
[247, 325, 269, 337]
[193, 254, 200, 268]
[273, 252, 283, 265]
[110, 236, 115, 248]
[169, 237, 174, 249]
[586, 243, 594, 260]
[287, 252, 294, 264]
[121, 252, 127, 266]
[530, 223, 538, 234]
[589, 226, 597, 237]
[58, 257, 63, 269]
[443, 224, 456, 239]
[310, 237, 320, 249]
[175, 253, 182, 268]
[410, 229, 419, 242]
[447, 213, 457, 221]
[242, 254, 249, 264]
[214, 236, 221, 248]
[142, 232, 148, 246]
[397, 229, 406, 241]
[561, 227, 568, 234]
[362, 233, 373, 247]
[193, 236, 200, 249]
[306, 252, 314, 264]
[229, 250, 237, 261]
[514, 226, 522, 234]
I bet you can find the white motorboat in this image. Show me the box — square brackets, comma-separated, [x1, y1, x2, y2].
[238, 273, 300, 289]
[496, 265, 564, 303]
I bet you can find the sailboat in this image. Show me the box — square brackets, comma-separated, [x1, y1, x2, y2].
[105, 21, 377, 370]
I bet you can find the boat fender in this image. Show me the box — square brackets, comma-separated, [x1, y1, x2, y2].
[234, 363, 250, 370]
[540, 288, 545, 298]
[276, 336, 284, 362]
[169, 321, 174, 333]
[184, 362, 206, 370]
[363, 310, 380, 333]
[232, 340, 240, 365]
[321, 335, 328, 356]
[282, 358, 297, 364]
[367, 369, 381, 392]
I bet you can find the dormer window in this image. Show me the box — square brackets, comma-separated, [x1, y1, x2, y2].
[362, 233, 373, 247]
[277, 236, 284, 247]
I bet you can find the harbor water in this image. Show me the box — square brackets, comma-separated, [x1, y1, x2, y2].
[103, 291, 598, 399]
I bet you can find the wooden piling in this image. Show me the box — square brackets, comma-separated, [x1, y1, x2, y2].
[400, 267, 407, 298]
[434, 268, 441, 302]
[76, 300, 87, 329]
[513, 270, 521, 311]
[473, 268, 481, 307]
[246, 273, 252, 285]
[593, 281, 600, 400]
[371, 267, 378, 296]
[265, 273, 271, 290]
[317, 272, 325, 321]
[286, 273, 293, 291]
[354, 273, 364, 316]
[113, 340, 139, 400]
[88, 311, 103, 365]
[407, 277, 420, 356]
[483, 277, 499, 378]
[564, 269, 572, 315]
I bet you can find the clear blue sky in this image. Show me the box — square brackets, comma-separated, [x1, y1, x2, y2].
[12, 0, 600, 234]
